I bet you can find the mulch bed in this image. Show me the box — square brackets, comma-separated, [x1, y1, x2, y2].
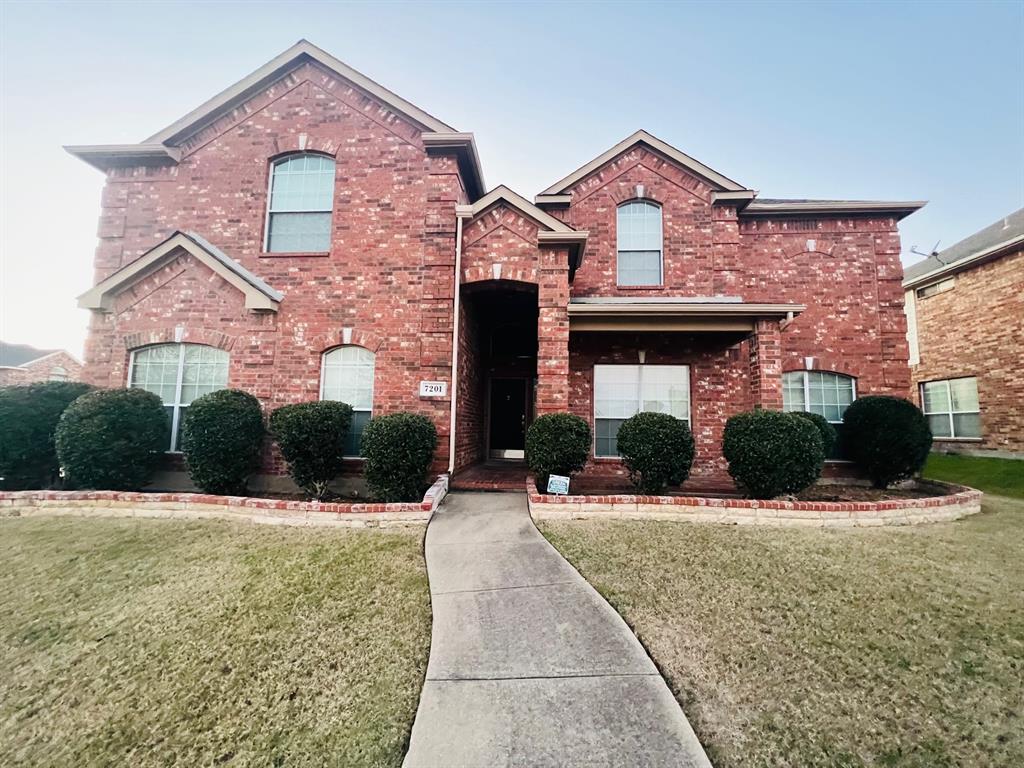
[795, 485, 940, 502]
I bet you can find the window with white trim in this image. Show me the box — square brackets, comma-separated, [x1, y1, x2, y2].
[594, 365, 689, 457]
[129, 344, 229, 452]
[616, 200, 663, 286]
[921, 377, 981, 438]
[321, 346, 375, 456]
[265, 153, 335, 253]
[783, 371, 856, 459]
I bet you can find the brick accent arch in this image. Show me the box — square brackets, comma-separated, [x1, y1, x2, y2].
[308, 327, 385, 354]
[270, 139, 340, 158]
[781, 357, 861, 380]
[121, 327, 236, 352]
[462, 265, 538, 285]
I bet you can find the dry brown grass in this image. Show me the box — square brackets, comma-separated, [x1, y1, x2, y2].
[0, 517, 431, 767]
[541, 496, 1024, 767]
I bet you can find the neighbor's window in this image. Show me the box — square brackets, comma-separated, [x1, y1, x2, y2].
[921, 377, 981, 439]
[617, 200, 663, 286]
[783, 371, 856, 459]
[49, 366, 67, 382]
[916, 277, 955, 299]
[266, 153, 336, 253]
[594, 365, 689, 457]
[129, 343, 229, 451]
[321, 346, 375, 456]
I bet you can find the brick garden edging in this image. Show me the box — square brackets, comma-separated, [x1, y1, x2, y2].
[0, 475, 448, 528]
[527, 479, 982, 528]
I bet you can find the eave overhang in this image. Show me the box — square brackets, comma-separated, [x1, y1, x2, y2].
[741, 200, 927, 221]
[568, 298, 805, 332]
[78, 231, 283, 313]
[422, 132, 486, 201]
[902, 234, 1024, 289]
[63, 143, 182, 172]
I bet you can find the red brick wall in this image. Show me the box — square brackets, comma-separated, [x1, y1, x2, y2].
[82, 61, 469, 476]
[910, 247, 1024, 455]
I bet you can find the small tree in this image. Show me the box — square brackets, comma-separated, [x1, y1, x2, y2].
[616, 412, 695, 494]
[269, 401, 352, 500]
[525, 413, 591, 489]
[180, 389, 264, 495]
[361, 412, 438, 503]
[722, 410, 824, 499]
[842, 396, 932, 488]
[55, 388, 169, 491]
[790, 411, 838, 458]
[0, 381, 93, 490]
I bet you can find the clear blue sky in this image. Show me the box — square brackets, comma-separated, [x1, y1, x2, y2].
[2, 0, 1022, 356]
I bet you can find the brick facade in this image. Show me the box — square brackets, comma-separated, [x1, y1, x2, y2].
[908, 246, 1024, 456]
[71, 43, 918, 492]
[0, 350, 83, 386]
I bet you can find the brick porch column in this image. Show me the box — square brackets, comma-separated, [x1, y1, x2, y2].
[535, 246, 570, 415]
[749, 318, 783, 409]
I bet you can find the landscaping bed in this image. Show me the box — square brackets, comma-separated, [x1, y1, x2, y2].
[539, 494, 1024, 767]
[0, 516, 432, 767]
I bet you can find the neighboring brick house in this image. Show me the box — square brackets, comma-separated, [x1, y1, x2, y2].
[904, 208, 1023, 458]
[0, 342, 83, 386]
[67, 40, 922, 492]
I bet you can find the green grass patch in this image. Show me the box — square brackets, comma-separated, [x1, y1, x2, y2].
[0, 517, 431, 767]
[541, 496, 1024, 768]
[923, 453, 1024, 498]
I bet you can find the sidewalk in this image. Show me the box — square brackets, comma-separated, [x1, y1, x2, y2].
[403, 492, 712, 767]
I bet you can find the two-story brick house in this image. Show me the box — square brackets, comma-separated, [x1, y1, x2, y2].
[67, 41, 922, 492]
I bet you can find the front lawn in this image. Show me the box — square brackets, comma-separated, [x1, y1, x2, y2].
[923, 452, 1024, 499]
[541, 496, 1024, 767]
[0, 517, 431, 767]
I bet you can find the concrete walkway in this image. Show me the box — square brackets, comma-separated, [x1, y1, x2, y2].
[403, 492, 712, 768]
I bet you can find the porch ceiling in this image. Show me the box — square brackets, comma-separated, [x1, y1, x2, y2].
[567, 298, 804, 332]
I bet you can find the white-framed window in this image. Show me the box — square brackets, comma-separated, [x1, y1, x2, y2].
[593, 364, 690, 457]
[616, 200, 663, 286]
[320, 346, 375, 457]
[921, 377, 981, 439]
[783, 371, 856, 459]
[265, 153, 336, 253]
[128, 343, 229, 452]
[49, 366, 67, 382]
[916, 277, 955, 299]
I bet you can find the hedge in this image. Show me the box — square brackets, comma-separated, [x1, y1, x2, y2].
[525, 413, 592, 489]
[722, 410, 824, 499]
[180, 389, 264, 495]
[269, 401, 352, 500]
[360, 412, 438, 503]
[790, 411, 838, 459]
[842, 396, 932, 488]
[616, 412, 695, 494]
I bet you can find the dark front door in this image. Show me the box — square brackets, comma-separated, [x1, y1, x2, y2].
[489, 378, 527, 459]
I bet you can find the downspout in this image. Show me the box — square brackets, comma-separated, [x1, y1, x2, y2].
[448, 205, 473, 475]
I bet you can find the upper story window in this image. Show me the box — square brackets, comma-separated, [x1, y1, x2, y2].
[320, 346, 375, 457]
[266, 153, 336, 253]
[617, 201, 663, 286]
[594, 364, 690, 457]
[783, 371, 856, 459]
[129, 343, 229, 452]
[921, 376, 980, 439]
[916, 277, 955, 299]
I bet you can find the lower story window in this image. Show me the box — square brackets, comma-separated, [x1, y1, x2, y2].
[321, 346, 375, 456]
[782, 370, 856, 459]
[921, 377, 981, 438]
[129, 343, 229, 452]
[594, 364, 690, 457]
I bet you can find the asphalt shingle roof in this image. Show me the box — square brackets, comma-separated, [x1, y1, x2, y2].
[0, 342, 55, 368]
[904, 207, 1024, 283]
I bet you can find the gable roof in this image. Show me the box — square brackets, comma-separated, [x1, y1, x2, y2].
[0, 341, 57, 368]
[64, 41, 485, 198]
[903, 207, 1024, 287]
[539, 129, 749, 197]
[78, 231, 283, 313]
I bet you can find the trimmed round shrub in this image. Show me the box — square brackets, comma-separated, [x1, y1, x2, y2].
[722, 410, 825, 499]
[360, 412, 438, 503]
[180, 389, 264, 495]
[616, 412, 695, 494]
[55, 388, 169, 491]
[0, 381, 94, 490]
[790, 411, 838, 458]
[269, 401, 352, 500]
[525, 413, 592, 489]
[842, 396, 932, 488]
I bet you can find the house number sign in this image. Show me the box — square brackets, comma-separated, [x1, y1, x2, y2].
[419, 381, 447, 397]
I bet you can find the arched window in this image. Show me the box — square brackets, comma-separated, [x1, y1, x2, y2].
[783, 371, 856, 459]
[321, 346, 375, 457]
[616, 200, 663, 286]
[129, 343, 229, 451]
[265, 153, 336, 253]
